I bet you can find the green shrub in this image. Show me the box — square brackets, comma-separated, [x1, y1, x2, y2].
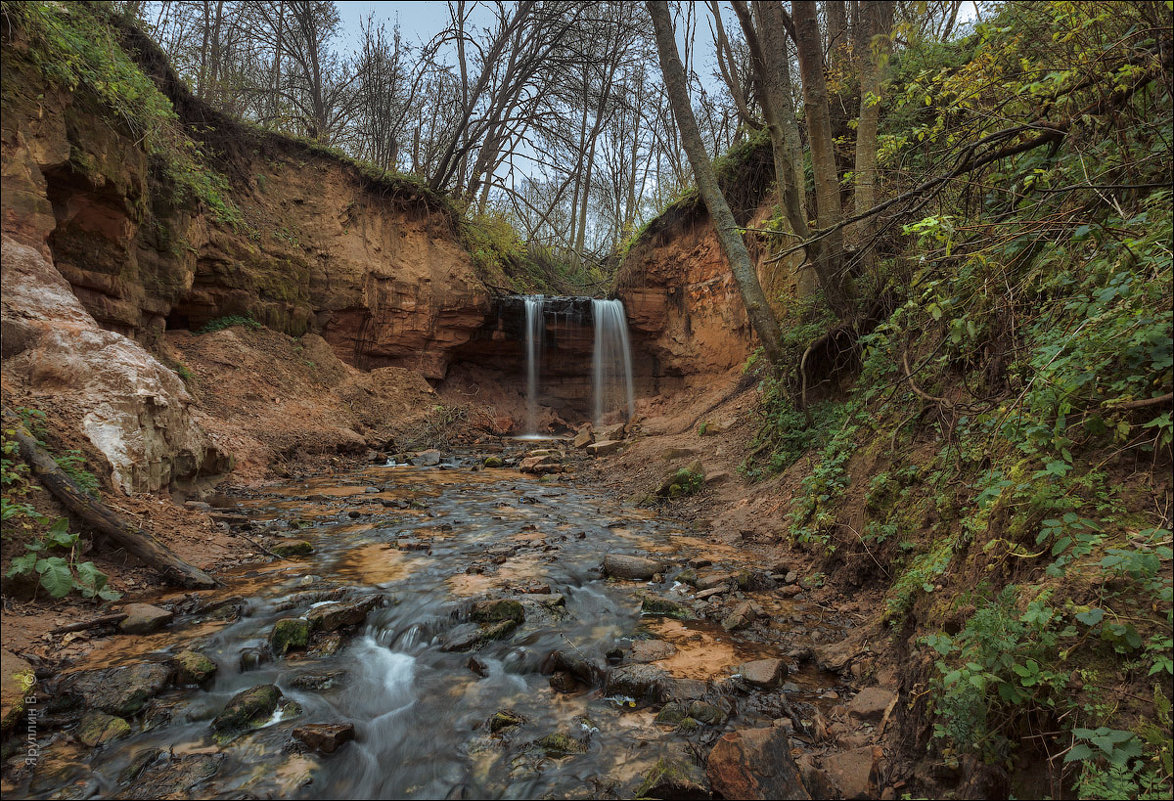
[197, 315, 262, 335]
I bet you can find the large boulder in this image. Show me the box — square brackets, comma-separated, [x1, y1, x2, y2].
[0, 237, 224, 493]
[636, 754, 710, 799]
[706, 727, 810, 800]
[211, 684, 282, 741]
[605, 664, 669, 703]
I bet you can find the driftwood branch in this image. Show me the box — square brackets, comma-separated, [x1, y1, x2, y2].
[50, 613, 128, 635]
[4, 413, 218, 589]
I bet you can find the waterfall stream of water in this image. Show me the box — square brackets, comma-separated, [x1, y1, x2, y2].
[523, 295, 544, 435]
[591, 299, 636, 426]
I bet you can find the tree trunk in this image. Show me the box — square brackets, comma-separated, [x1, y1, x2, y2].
[6, 417, 217, 589]
[794, 0, 853, 316]
[852, 1, 894, 257]
[647, 0, 784, 365]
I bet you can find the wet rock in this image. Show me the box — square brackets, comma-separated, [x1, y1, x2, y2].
[58, 662, 172, 717]
[118, 603, 173, 635]
[630, 639, 677, 662]
[602, 553, 664, 580]
[211, 684, 281, 741]
[270, 618, 311, 656]
[76, 711, 131, 747]
[740, 658, 787, 689]
[124, 752, 224, 799]
[307, 595, 381, 633]
[544, 650, 604, 686]
[572, 427, 594, 449]
[471, 598, 525, 624]
[688, 700, 729, 726]
[639, 594, 693, 620]
[172, 650, 217, 687]
[695, 571, 737, 591]
[28, 743, 94, 794]
[655, 702, 686, 726]
[675, 567, 699, 586]
[696, 585, 729, 600]
[605, 664, 669, 703]
[665, 677, 709, 701]
[307, 632, 345, 657]
[847, 687, 896, 722]
[586, 440, 623, 457]
[441, 619, 518, 652]
[721, 601, 758, 632]
[535, 732, 588, 757]
[483, 456, 504, 468]
[291, 670, 346, 691]
[416, 449, 442, 466]
[293, 722, 355, 754]
[467, 657, 489, 678]
[119, 747, 163, 784]
[489, 710, 525, 733]
[822, 746, 878, 799]
[706, 727, 810, 800]
[636, 755, 710, 800]
[519, 455, 562, 474]
[688, 556, 713, 569]
[239, 647, 267, 672]
[1, 649, 34, 731]
[549, 671, 578, 693]
[272, 540, 315, 557]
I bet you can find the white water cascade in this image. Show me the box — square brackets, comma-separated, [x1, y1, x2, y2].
[523, 295, 545, 436]
[592, 298, 636, 426]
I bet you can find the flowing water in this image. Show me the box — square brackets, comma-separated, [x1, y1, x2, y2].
[523, 296, 544, 436]
[16, 455, 846, 800]
[591, 300, 636, 426]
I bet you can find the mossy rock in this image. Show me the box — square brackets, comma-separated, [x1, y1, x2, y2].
[172, 650, 217, 686]
[535, 732, 588, 757]
[272, 540, 314, 558]
[210, 684, 281, 743]
[654, 702, 686, 726]
[489, 710, 525, 733]
[639, 594, 694, 620]
[483, 456, 504, 468]
[635, 755, 709, 798]
[77, 711, 132, 747]
[471, 599, 525, 624]
[269, 618, 310, 656]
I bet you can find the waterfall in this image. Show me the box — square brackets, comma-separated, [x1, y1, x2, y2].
[592, 299, 636, 426]
[524, 295, 544, 435]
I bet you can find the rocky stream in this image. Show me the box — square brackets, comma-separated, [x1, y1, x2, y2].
[9, 449, 868, 799]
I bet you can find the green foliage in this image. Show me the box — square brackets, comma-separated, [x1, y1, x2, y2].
[5, 518, 120, 601]
[53, 450, 99, 499]
[197, 315, 262, 335]
[6, 1, 242, 226]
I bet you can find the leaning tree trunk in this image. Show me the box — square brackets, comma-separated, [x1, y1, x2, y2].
[646, 0, 784, 365]
[5, 415, 218, 589]
[794, 0, 854, 318]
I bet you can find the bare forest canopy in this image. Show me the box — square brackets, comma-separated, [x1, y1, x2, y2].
[117, 0, 977, 287]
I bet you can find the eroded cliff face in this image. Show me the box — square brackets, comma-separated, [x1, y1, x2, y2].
[615, 197, 798, 397]
[0, 26, 489, 493]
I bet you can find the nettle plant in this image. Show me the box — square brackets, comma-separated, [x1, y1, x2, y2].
[6, 518, 120, 601]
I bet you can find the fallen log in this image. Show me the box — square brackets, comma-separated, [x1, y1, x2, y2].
[4, 413, 218, 589]
[50, 613, 128, 634]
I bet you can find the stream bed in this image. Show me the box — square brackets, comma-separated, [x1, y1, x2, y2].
[16, 455, 848, 799]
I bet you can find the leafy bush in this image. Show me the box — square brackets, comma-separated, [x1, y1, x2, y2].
[5, 518, 120, 601]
